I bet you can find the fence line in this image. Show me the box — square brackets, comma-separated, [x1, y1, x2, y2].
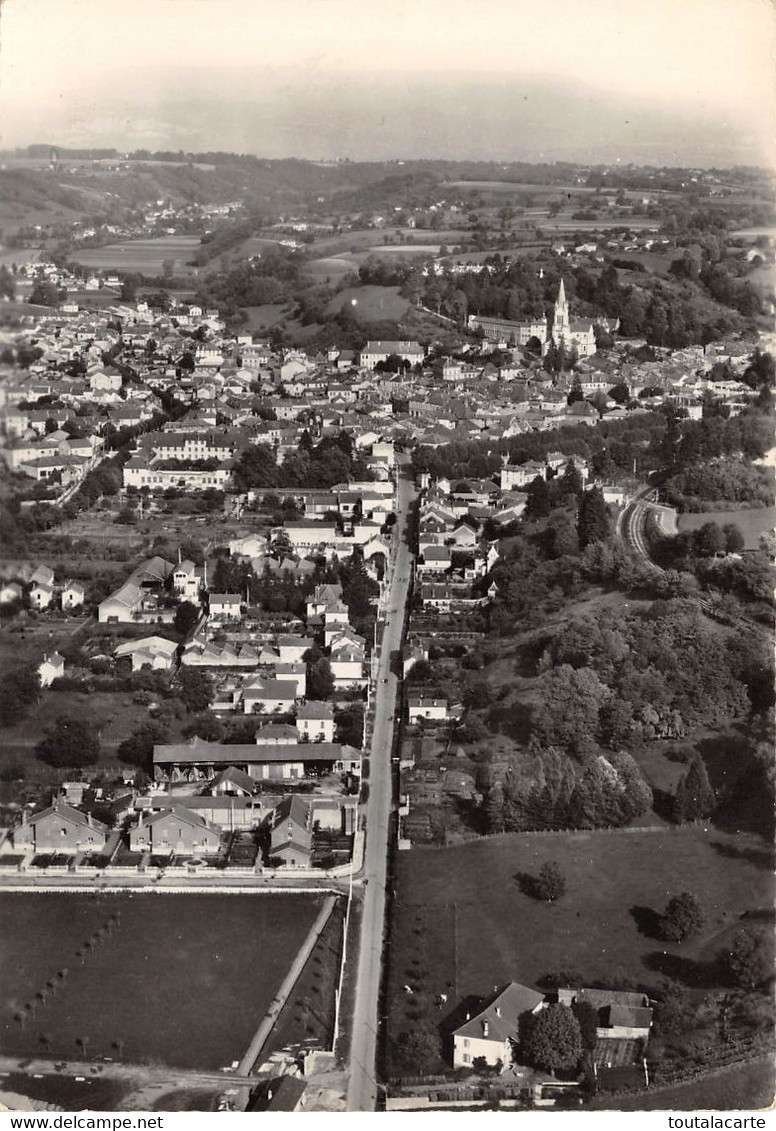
[411, 822, 714, 850]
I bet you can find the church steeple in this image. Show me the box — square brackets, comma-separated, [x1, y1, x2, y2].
[552, 276, 570, 340]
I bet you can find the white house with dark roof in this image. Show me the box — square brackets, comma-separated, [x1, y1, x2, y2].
[408, 696, 450, 723]
[296, 701, 335, 743]
[452, 982, 546, 1070]
[38, 651, 65, 688]
[209, 592, 242, 620]
[61, 579, 85, 609]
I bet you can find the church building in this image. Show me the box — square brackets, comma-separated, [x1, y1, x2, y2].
[467, 278, 597, 359]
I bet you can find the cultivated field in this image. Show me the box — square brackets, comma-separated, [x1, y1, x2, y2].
[0, 892, 326, 1070]
[71, 237, 200, 275]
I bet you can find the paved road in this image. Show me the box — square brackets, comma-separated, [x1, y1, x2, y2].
[347, 458, 416, 1112]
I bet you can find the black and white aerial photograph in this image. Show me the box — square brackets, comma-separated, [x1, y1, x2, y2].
[0, 0, 773, 1119]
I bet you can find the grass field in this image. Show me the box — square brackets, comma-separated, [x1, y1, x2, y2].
[326, 285, 409, 322]
[71, 237, 200, 275]
[592, 1059, 775, 1111]
[0, 893, 325, 1070]
[0, 687, 186, 773]
[386, 826, 773, 1060]
[677, 506, 775, 549]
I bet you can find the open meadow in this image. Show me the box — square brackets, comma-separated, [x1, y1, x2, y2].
[0, 892, 327, 1071]
[386, 825, 773, 1075]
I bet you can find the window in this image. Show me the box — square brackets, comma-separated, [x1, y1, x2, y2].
[462, 1054, 470, 1064]
[463, 1039, 470, 1048]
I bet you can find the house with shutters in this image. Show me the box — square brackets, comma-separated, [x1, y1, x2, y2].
[209, 592, 243, 620]
[296, 701, 335, 743]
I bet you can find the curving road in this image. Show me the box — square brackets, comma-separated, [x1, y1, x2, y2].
[347, 456, 416, 1112]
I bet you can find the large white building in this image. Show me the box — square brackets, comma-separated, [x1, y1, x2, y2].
[359, 340, 425, 370]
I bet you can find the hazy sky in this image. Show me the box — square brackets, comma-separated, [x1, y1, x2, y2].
[1, 0, 774, 165]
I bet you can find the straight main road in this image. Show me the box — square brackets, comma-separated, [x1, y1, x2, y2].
[347, 456, 416, 1111]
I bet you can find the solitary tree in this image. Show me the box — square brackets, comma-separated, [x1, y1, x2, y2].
[178, 669, 213, 713]
[174, 600, 200, 637]
[721, 523, 745, 553]
[577, 487, 610, 548]
[722, 928, 771, 989]
[308, 657, 335, 701]
[672, 754, 715, 823]
[535, 862, 567, 902]
[523, 1004, 582, 1075]
[659, 892, 704, 943]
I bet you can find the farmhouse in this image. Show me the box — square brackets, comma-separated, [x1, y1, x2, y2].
[452, 982, 545, 1069]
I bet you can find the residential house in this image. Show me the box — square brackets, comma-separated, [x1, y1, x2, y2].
[408, 696, 450, 723]
[296, 701, 335, 743]
[209, 593, 243, 620]
[269, 794, 313, 868]
[37, 651, 65, 688]
[28, 565, 55, 610]
[452, 982, 546, 1070]
[242, 677, 298, 716]
[61, 579, 85, 610]
[172, 560, 202, 603]
[129, 807, 222, 856]
[14, 802, 109, 854]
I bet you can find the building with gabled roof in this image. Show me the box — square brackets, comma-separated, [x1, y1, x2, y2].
[14, 801, 109, 854]
[129, 806, 222, 856]
[452, 982, 546, 1070]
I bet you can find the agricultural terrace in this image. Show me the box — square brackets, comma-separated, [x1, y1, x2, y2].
[0, 893, 331, 1070]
